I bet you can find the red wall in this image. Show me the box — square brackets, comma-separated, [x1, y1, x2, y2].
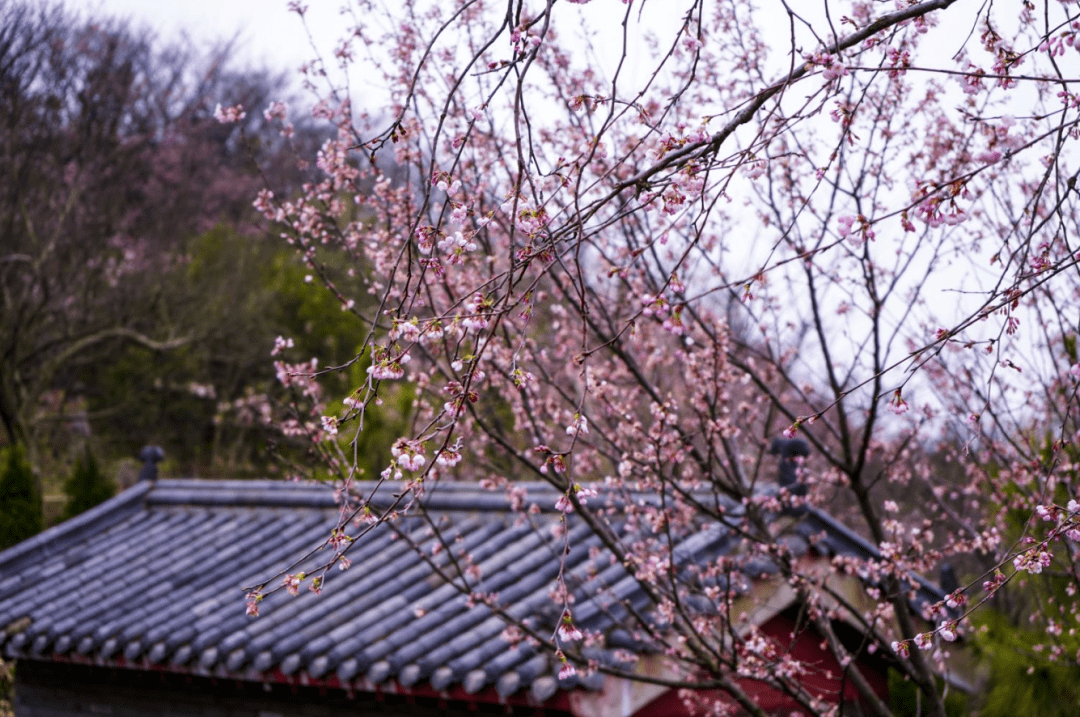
[632, 612, 888, 716]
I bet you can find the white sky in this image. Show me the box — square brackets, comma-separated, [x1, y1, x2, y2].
[90, 0, 328, 77]
[88, 0, 684, 96]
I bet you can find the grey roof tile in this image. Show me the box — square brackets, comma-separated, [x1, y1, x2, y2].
[0, 477, 948, 702]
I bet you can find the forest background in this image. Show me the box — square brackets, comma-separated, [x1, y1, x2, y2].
[0, 0, 407, 534]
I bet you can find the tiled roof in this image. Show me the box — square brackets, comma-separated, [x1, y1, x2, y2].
[0, 478, 946, 704]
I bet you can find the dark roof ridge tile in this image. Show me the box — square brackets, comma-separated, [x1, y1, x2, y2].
[0, 475, 951, 702]
[57, 511, 219, 634]
[317, 523, 508, 668]
[144, 478, 565, 512]
[415, 530, 619, 688]
[120, 518, 321, 657]
[148, 479, 339, 509]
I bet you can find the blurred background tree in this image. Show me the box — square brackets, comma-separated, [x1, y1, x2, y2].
[0, 0, 403, 524]
[0, 0, 276, 467]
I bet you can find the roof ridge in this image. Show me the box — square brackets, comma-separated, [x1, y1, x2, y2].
[144, 478, 564, 512]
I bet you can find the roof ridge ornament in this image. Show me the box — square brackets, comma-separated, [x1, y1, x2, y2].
[769, 436, 811, 497]
[137, 446, 165, 482]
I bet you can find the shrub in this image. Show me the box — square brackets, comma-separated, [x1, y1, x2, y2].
[62, 449, 116, 521]
[0, 446, 42, 549]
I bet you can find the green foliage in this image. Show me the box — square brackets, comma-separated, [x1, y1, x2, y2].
[964, 432, 1080, 716]
[260, 248, 419, 481]
[264, 249, 370, 371]
[62, 449, 116, 520]
[970, 611, 1080, 717]
[0, 445, 42, 549]
[887, 669, 968, 717]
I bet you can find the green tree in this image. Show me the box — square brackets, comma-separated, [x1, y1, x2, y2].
[0, 446, 42, 549]
[62, 449, 115, 520]
[887, 670, 968, 717]
[971, 611, 1080, 717]
[254, 250, 414, 482]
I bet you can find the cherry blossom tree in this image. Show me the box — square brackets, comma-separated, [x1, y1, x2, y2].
[242, 0, 1080, 714]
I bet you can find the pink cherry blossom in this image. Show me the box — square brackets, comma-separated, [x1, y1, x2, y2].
[245, 593, 262, 617]
[283, 573, 304, 596]
[887, 390, 909, 416]
[557, 613, 583, 642]
[557, 659, 576, 680]
[213, 103, 246, 124]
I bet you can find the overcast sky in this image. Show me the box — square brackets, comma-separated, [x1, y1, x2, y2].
[87, 0, 681, 102]
[91, 0, 327, 78]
